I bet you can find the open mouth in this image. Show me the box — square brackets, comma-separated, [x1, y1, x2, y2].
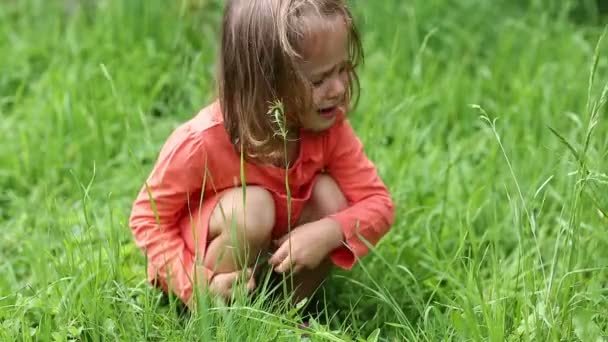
[317, 105, 340, 118]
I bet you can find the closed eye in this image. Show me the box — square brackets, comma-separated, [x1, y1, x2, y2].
[310, 60, 349, 87]
[312, 79, 324, 87]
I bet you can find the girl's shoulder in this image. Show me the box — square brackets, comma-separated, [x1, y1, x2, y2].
[165, 100, 232, 157]
[187, 100, 224, 134]
[177, 100, 232, 145]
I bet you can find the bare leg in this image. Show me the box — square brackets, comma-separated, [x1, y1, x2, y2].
[282, 174, 348, 304]
[204, 187, 275, 274]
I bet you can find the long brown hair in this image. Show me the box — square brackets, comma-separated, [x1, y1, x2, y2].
[218, 0, 363, 162]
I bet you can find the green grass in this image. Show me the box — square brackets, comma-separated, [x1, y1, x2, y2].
[1, 0, 608, 340]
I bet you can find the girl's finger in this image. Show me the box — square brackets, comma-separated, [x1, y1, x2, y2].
[222, 287, 232, 299]
[275, 252, 293, 273]
[209, 275, 230, 294]
[221, 274, 235, 290]
[274, 234, 291, 247]
[228, 269, 251, 289]
[269, 243, 288, 266]
[246, 275, 256, 292]
[244, 268, 253, 279]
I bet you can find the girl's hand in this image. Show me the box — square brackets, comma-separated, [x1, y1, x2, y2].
[208, 268, 256, 300]
[269, 218, 343, 274]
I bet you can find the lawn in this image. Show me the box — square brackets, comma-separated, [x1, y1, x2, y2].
[1, 0, 607, 340]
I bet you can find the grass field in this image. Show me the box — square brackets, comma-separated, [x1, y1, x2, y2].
[1, 0, 608, 340]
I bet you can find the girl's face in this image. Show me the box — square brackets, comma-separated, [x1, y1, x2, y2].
[298, 16, 349, 133]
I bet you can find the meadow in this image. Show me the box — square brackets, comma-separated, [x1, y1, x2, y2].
[1, 0, 607, 340]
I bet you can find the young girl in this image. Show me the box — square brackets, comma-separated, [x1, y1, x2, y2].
[129, 0, 395, 309]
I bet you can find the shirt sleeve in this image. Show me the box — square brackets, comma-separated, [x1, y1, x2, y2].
[129, 125, 213, 305]
[325, 118, 396, 269]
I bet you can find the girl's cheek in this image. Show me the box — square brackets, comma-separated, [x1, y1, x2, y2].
[312, 88, 322, 107]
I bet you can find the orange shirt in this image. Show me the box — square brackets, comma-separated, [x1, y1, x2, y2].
[129, 101, 395, 303]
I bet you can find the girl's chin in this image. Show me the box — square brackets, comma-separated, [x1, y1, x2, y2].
[304, 116, 336, 132]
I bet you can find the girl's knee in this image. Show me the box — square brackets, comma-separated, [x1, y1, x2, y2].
[243, 187, 275, 243]
[312, 174, 348, 216]
[211, 186, 275, 246]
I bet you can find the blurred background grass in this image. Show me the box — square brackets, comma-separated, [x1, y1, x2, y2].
[1, 0, 607, 340]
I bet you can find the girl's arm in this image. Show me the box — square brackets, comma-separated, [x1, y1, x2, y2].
[129, 126, 210, 305]
[325, 118, 396, 269]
